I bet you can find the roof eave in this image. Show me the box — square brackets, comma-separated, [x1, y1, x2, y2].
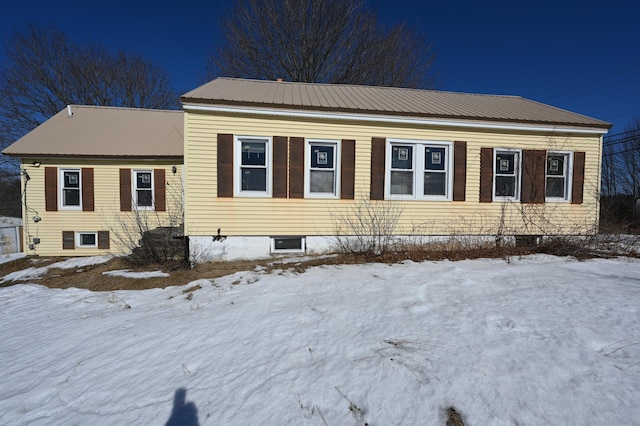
[181, 101, 611, 135]
[3, 152, 184, 159]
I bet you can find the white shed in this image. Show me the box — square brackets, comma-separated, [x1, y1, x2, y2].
[0, 216, 23, 254]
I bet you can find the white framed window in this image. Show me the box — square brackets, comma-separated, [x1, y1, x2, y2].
[305, 139, 340, 198]
[60, 169, 81, 209]
[133, 170, 154, 209]
[386, 139, 452, 200]
[76, 232, 97, 248]
[546, 152, 572, 201]
[271, 236, 305, 254]
[494, 150, 521, 201]
[234, 136, 272, 197]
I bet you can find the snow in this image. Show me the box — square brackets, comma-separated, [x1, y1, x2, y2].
[0, 253, 25, 265]
[102, 269, 170, 278]
[1, 254, 639, 425]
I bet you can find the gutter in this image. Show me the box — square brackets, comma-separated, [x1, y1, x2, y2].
[182, 104, 610, 135]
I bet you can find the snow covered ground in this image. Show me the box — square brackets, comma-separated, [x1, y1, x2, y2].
[1, 254, 639, 425]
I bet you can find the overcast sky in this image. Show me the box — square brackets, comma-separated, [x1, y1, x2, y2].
[2, 0, 638, 134]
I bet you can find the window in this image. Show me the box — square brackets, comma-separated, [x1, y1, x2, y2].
[60, 169, 81, 209]
[305, 140, 340, 197]
[386, 140, 452, 200]
[63, 230, 109, 250]
[76, 232, 97, 248]
[134, 170, 154, 209]
[271, 236, 305, 254]
[424, 146, 447, 196]
[494, 150, 521, 200]
[235, 136, 272, 196]
[546, 152, 572, 201]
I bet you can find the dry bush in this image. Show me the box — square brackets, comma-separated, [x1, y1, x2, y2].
[331, 195, 404, 255]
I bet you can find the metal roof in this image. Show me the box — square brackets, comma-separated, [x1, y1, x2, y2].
[3, 105, 183, 158]
[182, 77, 611, 130]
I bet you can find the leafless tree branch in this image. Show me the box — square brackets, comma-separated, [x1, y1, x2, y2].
[207, 0, 438, 88]
[0, 23, 179, 163]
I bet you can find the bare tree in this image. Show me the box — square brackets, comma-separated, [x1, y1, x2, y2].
[0, 23, 179, 164]
[208, 0, 437, 88]
[618, 119, 640, 196]
[0, 170, 21, 217]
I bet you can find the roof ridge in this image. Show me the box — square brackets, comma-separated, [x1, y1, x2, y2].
[67, 104, 182, 114]
[213, 77, 522, 99]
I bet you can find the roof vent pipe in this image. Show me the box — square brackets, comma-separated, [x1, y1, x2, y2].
[67, 105, 73, 118]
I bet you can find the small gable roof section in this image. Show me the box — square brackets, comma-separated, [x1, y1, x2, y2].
[3, 105, 183, 158]
[182, 77, 611, 132]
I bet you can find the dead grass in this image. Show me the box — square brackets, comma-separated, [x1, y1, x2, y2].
[0, 256, 274, 291]
[0, 248, 496, 291]
[1, 238, 634, 291]
[446, 407, 465, 426]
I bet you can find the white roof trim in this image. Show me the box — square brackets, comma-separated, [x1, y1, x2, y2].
[182, 104, 609, 135]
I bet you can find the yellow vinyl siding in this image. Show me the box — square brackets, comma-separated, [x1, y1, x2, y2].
[184, 110, 602, 238]
[21, 160, 183, 256]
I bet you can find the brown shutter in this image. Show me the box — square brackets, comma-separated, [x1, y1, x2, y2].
[289, 137, 305, 198]
[81, 168, 94, 211]
[154, 169, 166, 211]
[341, 139, 356, 200]
[98, 231, 110, 249]
[479, 148, 494, 203]
[521, 150, 546, 204]
[273, 136, 288, 198]
[453, 141, 467, 201]
[62, 231, 74, 249]
[571, 151, 586, 204]
[217, 133, 234, 197]
[370, 137, 386, 200]
[45, 167, 58, 211]
[119, 169, 132, 211]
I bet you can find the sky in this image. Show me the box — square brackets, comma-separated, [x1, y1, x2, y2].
[1, 253, 639, 424]
[1, 0, 638, 134]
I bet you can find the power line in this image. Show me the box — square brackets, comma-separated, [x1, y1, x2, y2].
[541, 61, 640, 104]
[604, 129, 640, 146]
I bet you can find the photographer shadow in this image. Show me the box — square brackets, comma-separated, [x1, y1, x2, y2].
[165, 388, 199, 426]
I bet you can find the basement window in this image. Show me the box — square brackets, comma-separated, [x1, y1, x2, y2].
[271, 236, 305, 254]
[76, 232, 97, 248]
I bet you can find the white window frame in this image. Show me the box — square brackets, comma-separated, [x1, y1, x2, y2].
[270, 236, 306, 254]
[234, 135, 272, 197]
[75, 232, 97, 248]
[59, 168, 82, 210]
[545, 151, 573, 202]
[493, 149, 522, 202]
[133, 170, 154, 210]
[304, 139, 341, 198]
[385, 139, 453, 201]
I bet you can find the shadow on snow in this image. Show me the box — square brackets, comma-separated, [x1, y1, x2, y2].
[165, 388, 199, 426]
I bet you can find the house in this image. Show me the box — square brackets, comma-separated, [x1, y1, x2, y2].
[3, 78, 611, 261]
[2, 105, 183, 256]
[180, 78, 611, 261]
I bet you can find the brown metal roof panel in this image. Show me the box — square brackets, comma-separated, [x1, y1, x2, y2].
[181, 78, 610, 129]
[309, 84, 331, 108]
[339, 86, 361, 108]
[3, 105, 183, 157]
